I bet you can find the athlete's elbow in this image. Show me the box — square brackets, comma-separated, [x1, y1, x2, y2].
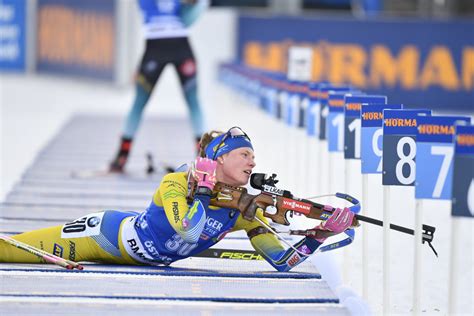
[178, 230, 201, 244]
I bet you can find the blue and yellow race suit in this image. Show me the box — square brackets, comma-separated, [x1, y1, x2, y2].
[0, 172, 322, 272]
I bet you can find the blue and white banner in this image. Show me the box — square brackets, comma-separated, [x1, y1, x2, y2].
[0, 0, 26, 71]
[344, 95, 387, 160]
[361, 104, 403, 174]
[382, 109, 431, 186]
[415, 116, 471, 200]
[451, 125, 474, 217]
[237, 15, 474, 112]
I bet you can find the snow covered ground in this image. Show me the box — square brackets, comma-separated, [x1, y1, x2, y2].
[1, 10, 472, 316]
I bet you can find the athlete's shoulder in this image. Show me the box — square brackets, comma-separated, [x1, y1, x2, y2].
[160, 172, 188, 188]
[151, 172, 188, 205]
[159, 171, 187, 193]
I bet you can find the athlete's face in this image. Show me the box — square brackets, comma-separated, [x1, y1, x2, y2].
[216, 147, 256, 186]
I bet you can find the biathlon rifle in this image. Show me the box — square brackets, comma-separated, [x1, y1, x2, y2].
[209, 173, 438, 256]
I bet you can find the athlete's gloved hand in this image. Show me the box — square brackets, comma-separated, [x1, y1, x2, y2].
[192, 157, 217, 190]
[313, 207, 355, 243]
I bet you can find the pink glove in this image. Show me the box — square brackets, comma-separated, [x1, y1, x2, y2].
[314, 207, 355, 243]
[192, 157, 217, 190]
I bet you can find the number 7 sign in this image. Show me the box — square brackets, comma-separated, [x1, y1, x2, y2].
[415, 116, 471, 199]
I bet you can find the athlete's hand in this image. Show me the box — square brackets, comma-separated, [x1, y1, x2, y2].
[312, 207, 355, 243]
[192, 157, 217, 190]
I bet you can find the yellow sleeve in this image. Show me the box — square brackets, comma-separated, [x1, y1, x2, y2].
[153, 172, 190, 233]
[231, 209, 286, 255]
[232, 209, 321, 272]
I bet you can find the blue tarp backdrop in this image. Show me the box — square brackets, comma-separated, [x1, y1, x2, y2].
[237, 15, 474, 112]
[0, 0, 26, 71]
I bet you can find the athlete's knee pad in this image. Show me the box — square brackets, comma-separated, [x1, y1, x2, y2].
[178, 58, 197, 85]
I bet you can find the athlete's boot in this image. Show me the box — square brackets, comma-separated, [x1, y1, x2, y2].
[109, 137, 132, 173]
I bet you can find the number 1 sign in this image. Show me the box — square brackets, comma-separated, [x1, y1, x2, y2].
[318, 85, 352, 141]
[328, 92, 349, 152]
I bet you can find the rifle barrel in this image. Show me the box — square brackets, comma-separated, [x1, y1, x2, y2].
[355, 214, 435, 242]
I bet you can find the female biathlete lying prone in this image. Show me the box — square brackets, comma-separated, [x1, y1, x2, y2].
[0, 127, 355, 272]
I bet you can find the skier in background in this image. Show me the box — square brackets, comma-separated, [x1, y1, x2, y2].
[110, 0, 209, 173]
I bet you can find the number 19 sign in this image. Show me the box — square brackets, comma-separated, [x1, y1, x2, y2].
[415, 116, 471, 199]
[361, 104, 403, 174]
[344, 95, 387, 160]
[382, 109, 431, 186]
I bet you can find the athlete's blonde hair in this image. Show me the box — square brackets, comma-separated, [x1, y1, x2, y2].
[197, 130, 223, 158]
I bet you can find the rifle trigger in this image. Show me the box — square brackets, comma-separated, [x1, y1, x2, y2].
[265, 205, 278, 215]
[217, 192, 233, 201]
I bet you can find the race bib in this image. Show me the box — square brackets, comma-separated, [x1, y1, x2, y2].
[61, 212, 105, 238]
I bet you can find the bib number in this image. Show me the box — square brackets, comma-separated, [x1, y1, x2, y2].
[61, 212, 104, 238]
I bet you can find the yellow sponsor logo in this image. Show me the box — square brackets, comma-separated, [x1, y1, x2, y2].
[418, 124, 455, 135]
[457, 134, 474, 146]
[219, 252, 264, 260]
[384, 118, 417, 127]
[328, 98, 345, 107]
[362, 111, 383, 120]
[244, 41, 474, 91]
[346, 103, 361, 111]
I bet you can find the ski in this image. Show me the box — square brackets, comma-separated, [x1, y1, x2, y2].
[193, 248, 263, 260]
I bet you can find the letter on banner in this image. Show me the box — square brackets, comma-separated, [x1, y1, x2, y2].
[415, 116, 471, 199]
[361, 104, 403, 174]
[382, 109, 431, 186]
[344, 95, 387, 160]
[287, 46, 313, 82]
[451, 125, 474, 217]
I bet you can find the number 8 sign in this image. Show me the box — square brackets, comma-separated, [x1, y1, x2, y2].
[382, 109, 431, 186]
[415, 116, 471, 199]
